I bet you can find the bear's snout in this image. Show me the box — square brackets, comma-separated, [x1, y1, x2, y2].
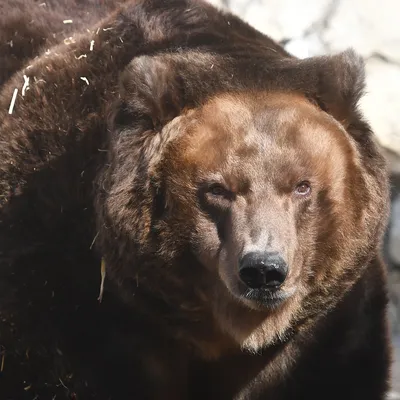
[239, 252, 288, 290]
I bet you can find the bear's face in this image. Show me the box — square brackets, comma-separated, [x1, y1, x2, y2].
[98, 51, 388, 352]
[159, 91, 360, 314]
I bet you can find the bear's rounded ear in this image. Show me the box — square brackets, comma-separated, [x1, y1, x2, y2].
[117, 55, 185, 132]
[309, 49, 366, 128]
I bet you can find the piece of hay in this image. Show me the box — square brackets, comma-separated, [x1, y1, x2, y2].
[98, 258, 106, 303]
[22, 75, 30, 96]
[90, 232, 99, 250]
[8, 88, 18, 114]
[58, 378, 68, 390]
[80, 77, 89, 85]
[63, 19, 73, 24]
[64, 37, 76, 45]
[90, 40, 95, 51]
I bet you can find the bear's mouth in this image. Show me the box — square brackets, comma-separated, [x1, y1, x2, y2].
[242, 287, 294, 309]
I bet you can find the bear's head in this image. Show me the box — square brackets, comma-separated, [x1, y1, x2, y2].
[96, 50, 389, 354]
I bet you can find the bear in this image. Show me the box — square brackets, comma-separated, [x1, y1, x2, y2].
[0, 0, 392, 399]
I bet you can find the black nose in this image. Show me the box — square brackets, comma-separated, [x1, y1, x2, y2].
[239, 252, 288, 289]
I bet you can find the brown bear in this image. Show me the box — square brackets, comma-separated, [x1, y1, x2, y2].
[0, 0, 392, 399]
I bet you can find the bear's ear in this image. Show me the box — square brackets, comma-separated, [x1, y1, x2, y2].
[113, 55, 186, 134]
[308, 49, 366, 128]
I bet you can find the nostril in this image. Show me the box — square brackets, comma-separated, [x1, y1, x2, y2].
[262, 267, 286, 288]
[239, 267, 265, 289]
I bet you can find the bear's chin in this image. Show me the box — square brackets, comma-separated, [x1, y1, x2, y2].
[211, 283, 302, 353]
[240, 287, 297, 311]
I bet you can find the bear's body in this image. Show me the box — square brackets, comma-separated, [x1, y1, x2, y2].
[0, 0, 391, 399]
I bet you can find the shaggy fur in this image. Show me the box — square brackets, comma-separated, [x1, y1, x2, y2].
[0, 0, 391, 399]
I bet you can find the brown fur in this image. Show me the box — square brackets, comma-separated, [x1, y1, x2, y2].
[0, 0, 128, 86]
[0, 0, 391, 399]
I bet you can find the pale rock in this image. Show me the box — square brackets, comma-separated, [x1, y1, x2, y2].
[209, 0, 331, 41]
[283, 32, 326, 58]
[359, 58, 400, 156]
[206, 0, 228, 9]
[389, 195, 400, 265]
[387, 152, 400, 176]
[323, 0, 400, 62]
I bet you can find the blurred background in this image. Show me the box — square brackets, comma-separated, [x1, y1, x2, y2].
[206, 0, 400, 395]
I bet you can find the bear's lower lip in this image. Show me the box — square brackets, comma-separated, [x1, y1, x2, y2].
[242, 288, 292, 309]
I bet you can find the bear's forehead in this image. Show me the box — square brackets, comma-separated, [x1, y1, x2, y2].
[180, 91, 349, 171]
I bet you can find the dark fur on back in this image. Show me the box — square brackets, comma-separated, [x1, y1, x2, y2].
[0, 1, 391, 399]
[0, 0, 128, 86]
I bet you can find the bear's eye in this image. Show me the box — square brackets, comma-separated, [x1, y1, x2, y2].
[208, 183, 229, 197]
[294, 181, 311, 196]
